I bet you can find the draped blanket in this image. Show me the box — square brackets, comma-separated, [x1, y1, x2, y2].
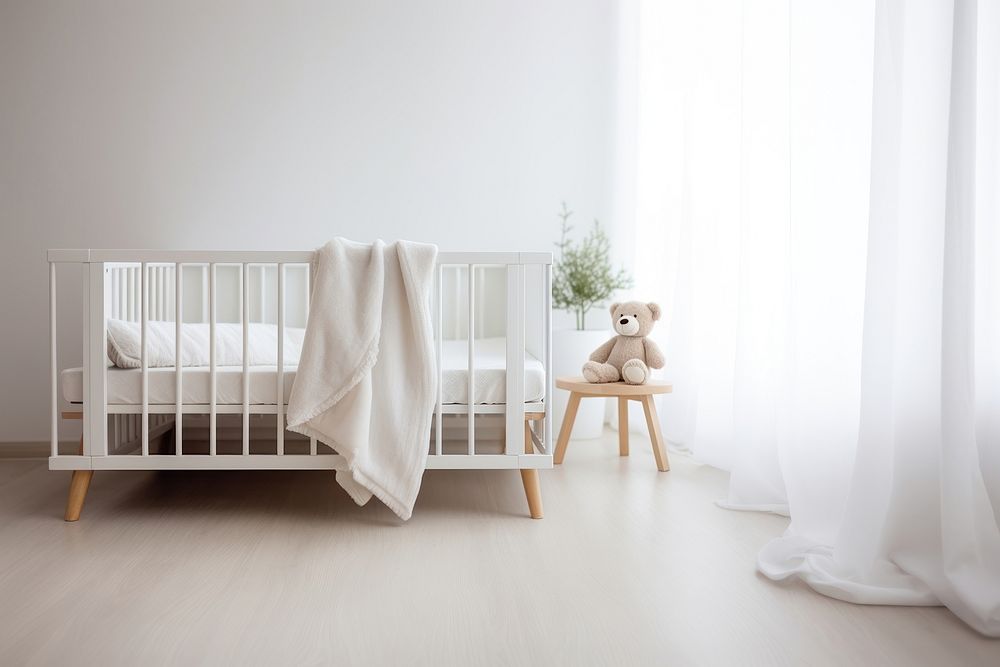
[287, 238, 438, 520]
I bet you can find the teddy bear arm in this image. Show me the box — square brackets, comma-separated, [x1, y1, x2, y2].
[644, 338, 665, 369]
[588, 337, 617, 363]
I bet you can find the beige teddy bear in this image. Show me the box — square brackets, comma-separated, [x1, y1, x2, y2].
[582, 301, 664, 385]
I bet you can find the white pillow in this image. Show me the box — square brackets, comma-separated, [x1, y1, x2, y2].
[106, 319, 304, 369]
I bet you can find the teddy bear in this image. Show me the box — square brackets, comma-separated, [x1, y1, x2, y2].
[582, 301, 664, 385]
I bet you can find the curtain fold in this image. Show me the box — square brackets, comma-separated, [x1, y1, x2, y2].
[636, 0, 1000, 635]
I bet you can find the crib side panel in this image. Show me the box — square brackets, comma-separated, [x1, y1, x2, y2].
[49, 249, 552, 471]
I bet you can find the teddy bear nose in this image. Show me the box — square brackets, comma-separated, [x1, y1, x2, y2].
[619, 318, 629, 326]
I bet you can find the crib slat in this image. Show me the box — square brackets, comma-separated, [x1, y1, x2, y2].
[121, 267, 127, 320]
[258, 265, 266, 323]
[276, 263, 285, 455]
[300, 265, 310, 329]
[158, 266, 163, 321]
[120, 267, 128, 320]
[476, 266, 485, 337]
[467, 264, 475, 455]
[86, 263, 109, 457]
[544, 262, 553, 454]
[175, 263, 183, 456]
[127, 267, 135, 321]
[450, 267, 459, 339]
[209, 263, 217, 455]
[157, 266, 164, 320]
[124, 267, 129, 321]
[166, 266, 174, 322]
[50, 263, 57, 458]
[306, 264, 317, 456]
[242, 263, 250, 456]
[141, 262, 149, 455]
[111, 268, 117, 320]
[435, 264, 443, 457]
[201, 266, 209, 323]
[504, 264, 525, 456]
[110, 269, 118, 321]
[164, 266, 169, 319]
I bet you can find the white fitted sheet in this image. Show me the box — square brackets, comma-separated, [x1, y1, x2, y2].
[440, 337, 545, 405]
[61, 337, 545, 406]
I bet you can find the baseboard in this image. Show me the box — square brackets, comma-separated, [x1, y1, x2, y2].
[0, 442, 79, 458]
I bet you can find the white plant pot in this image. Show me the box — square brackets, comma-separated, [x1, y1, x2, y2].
[551, 328, 611, 440]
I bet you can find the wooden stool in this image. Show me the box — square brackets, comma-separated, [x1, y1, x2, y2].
[553, 377, 673, 471]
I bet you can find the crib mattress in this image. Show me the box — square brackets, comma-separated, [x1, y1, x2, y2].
[61, 338, 545, 406]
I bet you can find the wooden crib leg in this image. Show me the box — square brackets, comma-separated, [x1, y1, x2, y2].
[520, 470, 543, 519]
[64, 434, 93, 522]
[65, 470, 94, 522]
[520, 419, 543, 519]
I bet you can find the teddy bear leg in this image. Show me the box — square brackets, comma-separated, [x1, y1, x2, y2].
[621, 358, 650, 385]
[582, 361, 620, 383]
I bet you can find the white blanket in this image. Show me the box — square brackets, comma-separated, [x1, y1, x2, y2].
[286, 238, 438, 520]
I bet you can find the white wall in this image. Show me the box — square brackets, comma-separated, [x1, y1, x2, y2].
[0, 0, 633, 442]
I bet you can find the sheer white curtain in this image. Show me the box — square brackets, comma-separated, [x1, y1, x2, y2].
[635, 0, 1000, 635]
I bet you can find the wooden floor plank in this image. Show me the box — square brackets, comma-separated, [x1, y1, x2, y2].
[0, 430, 996, 665]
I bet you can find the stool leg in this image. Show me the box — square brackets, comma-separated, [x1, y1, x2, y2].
[553, 392, 582, 465]
[641, 395, 670, 472]
[618, 397, 629, 456]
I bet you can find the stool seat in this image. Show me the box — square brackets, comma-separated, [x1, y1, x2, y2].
[555, 377, 673, 396]
[554, 376, 672, 471]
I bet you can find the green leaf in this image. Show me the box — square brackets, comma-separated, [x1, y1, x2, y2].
[551, 203, 633, 330]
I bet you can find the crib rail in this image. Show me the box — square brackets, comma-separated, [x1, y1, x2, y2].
[48, 249, 553, 472]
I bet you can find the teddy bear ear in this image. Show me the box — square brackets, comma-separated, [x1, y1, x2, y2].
[609, 302, 620, 316]
[648, 303, 662, 321]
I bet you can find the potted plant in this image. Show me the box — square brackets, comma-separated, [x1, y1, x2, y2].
[551, 203, 632, 439]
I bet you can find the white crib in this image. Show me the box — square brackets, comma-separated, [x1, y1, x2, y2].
[48, 249, 553, 520]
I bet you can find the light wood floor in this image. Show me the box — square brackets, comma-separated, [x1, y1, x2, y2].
[1, 430, 998, 666]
